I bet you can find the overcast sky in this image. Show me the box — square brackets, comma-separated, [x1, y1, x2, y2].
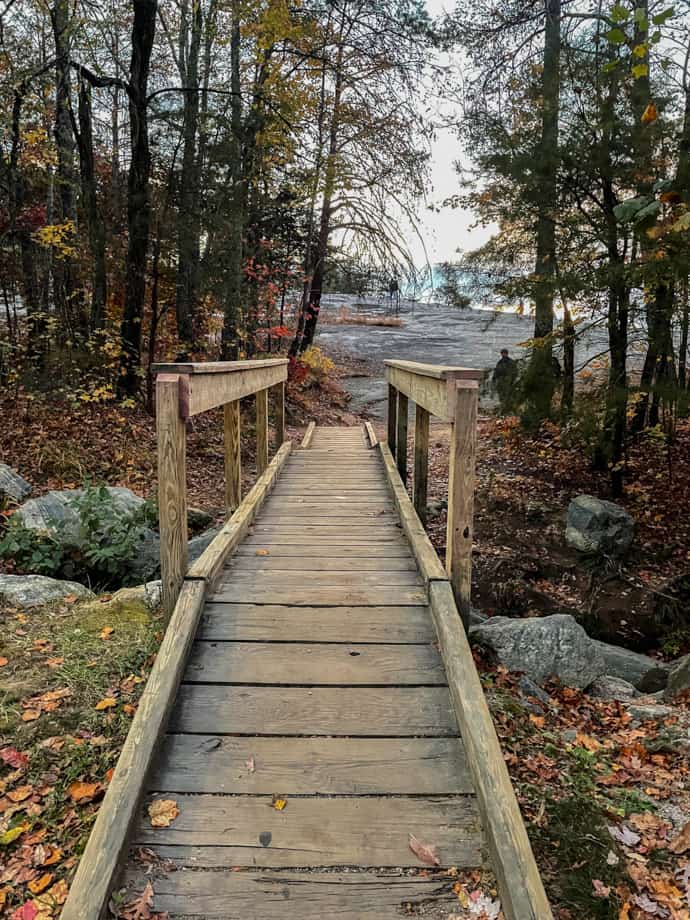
[413, 0, 496, 267]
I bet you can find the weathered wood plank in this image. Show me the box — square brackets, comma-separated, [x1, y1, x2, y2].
[184, 640, 444, 685]
[225, 556, 415, 571]
[446, 381, 479, 626]
[379, 443, 447, 583]
[186, 442, 292, 586]
[396, 391, 409, 483]
[120, 868, 460, 919]
[60, 582, 206, 920]
[209, 585, 426, 606]
[171, 685, 458, 735]
[156, 375, 188, 618]
[199, 604, 434, 642]
[249, 525, 401, 536]
[152, 358, 287, 376]
[223, 399, 241, 514]
[185, 362, 287, 417]
[256, 387, 269, 475]
[364, 420, 378, 448]
[300, 421, 315, 448]
[242, 535, 408, 547]
[150, 736, 472, 794]
[233, 544, 413, 557]
[429, 580, 553, 920]
[221, 571, 421, 586]
[413, 403, 430, 524]
[273, 381, 285, 448]
[384, 361, 480, 422]
[258, 514, 397, 523]
[133, 795, 482, 867]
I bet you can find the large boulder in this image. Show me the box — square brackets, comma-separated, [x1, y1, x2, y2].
[0, 464, 31, 506]
[592, 640, 668, 692]
[664, 654, 690, 700]
[566, 495, 634, 557]
[128, 527, 221, 583]
[15, 487, 146, 542]
[588, 675, 638, 702]
[0, 574, 94, 608]
[469, 614, 605, 689]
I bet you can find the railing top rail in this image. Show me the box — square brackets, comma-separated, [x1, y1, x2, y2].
[152, 358, 288, 376]
[384, 359, 481, 382]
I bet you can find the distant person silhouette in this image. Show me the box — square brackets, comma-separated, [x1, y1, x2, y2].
[493, 348, 518, 413]
[388, 277, 400, 312]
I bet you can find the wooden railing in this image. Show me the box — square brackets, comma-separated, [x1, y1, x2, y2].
[153, 358, 288, 616]
[385, 359, 481, 626]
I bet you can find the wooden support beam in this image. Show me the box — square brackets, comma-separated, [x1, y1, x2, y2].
[413, 404, 429, 524]
[364, 420, 378, 449]
[429, 580, 553, 920]
[395, 391, 408, 483]
[273, 380, 285, 449]
[446, 381, 478, 628]
[301, 421, 316, 449]
[387, 384, 397, 451]
[384, 360, 481, 422]
[256, 387, 269, 474]
[224, 400, 241, 515]
[156, 374, 188, 618]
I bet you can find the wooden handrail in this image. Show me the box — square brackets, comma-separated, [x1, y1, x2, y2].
[155, 359, 288, 616]
[385, 359, 480, 627]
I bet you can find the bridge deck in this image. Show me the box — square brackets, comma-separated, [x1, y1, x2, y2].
[122, 426, 483, 918]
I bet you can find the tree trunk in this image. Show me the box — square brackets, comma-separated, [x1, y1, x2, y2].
[175, 0, 202, 347]
[560, 305, 574, 419]
[118, 0, 157, 398]
[525, 0, 561, 424]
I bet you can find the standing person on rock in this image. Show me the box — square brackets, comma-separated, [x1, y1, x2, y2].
[493, 348, 519, 413]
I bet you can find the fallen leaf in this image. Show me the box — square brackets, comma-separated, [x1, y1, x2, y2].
[21, 711, 40, 723]
[7, 785, 33, 803]
[95, 698, 117, 711]
[669, 820, 690, 854]
[641, 102, 658, 124]
[45, 658, 64, 669]
[0, 823, 29, 846]
[67, 781, 100, 804]
[608, 824, 640, 847]
[408, 833, 441, 866]
[0, 748, 29, 769]
[0, 657, 8, 667]
[593, 879, 611, 898]
[99, 626, 114, 640]
[63, 594, 78, 604]
[28, 873, 53, 895]
[272, 797, 287, 811]
[148, 799, 179, 828]
[245, 756, 255, 774]
[35, 878, 68, 907]
[123, 704, 137, 716]
[255, 549, 270, 556]
[10, 902, 38, 920]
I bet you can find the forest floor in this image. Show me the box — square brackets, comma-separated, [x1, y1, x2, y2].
[1, 360, 690, 918]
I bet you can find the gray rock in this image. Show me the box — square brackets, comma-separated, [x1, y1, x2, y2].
[518, 675, 553, 705]
[0, 464, 31, 505]
[188, 527, 221, 564]
[16, 487, 146, 542]
[593, 640, 668, 691]
[627, 702, 674, 722]
[566, 494, 634, 556]
[469, 606, 487, 627]
[469, 614, 605, 689]
[127, 528, 221, 583]
[187, 506, 215, 530]
[665, 654, 690, 700]
[588, 674, 638, 701]
[0, 574, 94, 608]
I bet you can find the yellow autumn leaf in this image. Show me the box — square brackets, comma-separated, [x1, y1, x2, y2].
[0, 823, 29, 845]
[148, 799, 179, 827]
[641, 102, 657, 124]
[28, 873, 54, 895]
[95, 697, 117, 711]
[99, 626, 114, 640]
[272, 797, 288, 810]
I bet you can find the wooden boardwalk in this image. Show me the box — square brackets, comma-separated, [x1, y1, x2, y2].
[122, 426, 483, 917]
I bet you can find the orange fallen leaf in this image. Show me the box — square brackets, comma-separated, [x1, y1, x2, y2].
[409, 833, 441, 866]
[95, 698, 117, 711]
[67, 781, 100, 804]
[123, 704, 137, 716]
[529, 714, 545, 728]
[41, 846, 62, 866]
[256, 549, 270, 556]
[21, 710, 40, 723]
[99, 626, 114, 641]
[28, 873, 53, 895]
[63, 594, 78, 604]
[35, 878, 68, 907]
[105, 768, 115, 784]
[669, 820, 690, 854]
[148, 799, 179, 828]
[0, 657, 8, 667]
[272, 797, 287, 811]
[575, 732, 601, 752]
[45, 658, 64, 669]
[641, 102, 657, 124]
[7, 785, 33, 803]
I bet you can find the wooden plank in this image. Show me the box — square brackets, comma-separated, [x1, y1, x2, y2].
[300, 421, 315, 448]
[364, 420, 378, 448]
[184, 640, 444, 685]
[60, 581, 206, 920]
[209, 585, 427, 606]
[384, 359, 481, 381]
[446, 381, 478, 627]
[171, 684, 458, 736]
[133, 795, 482, 867]
[242, 536, 407, 546]
[221, 571, 422, 586]
[234, 544, 413, 557]
[152, 358, 287, 375]
[414, 403, 430, 524]
[396, 390, 409, 483]
[384, 361, 481, 422]
[186, 442, 292, 586]
[250, 525, 402, 536]
[256, 386, 269, 474]
[156, 374, 188, 618]
[225, 557, 416, 572]
[199, 604, 433, 643]
[273, 381, 285, 448]
[429, 580, 553, 920]
[223, 399, 241, 514]
[185, 362, 287, 417]
[120, 869, 461, 919]
[379, 443, 447, 582]
[258, 514, 397, 523]
[150, 735, 471, 794]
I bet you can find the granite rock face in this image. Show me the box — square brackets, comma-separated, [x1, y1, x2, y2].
[0, 464, 32, 505]
[566, 495, 634, 556]
[0, 574, 94, 608]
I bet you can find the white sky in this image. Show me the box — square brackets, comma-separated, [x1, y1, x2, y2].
[412, 0, 497, 266]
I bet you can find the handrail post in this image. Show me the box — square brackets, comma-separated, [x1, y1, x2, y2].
[413, 404, 429, 524]
[224, 399, 241, 514]
[387, 383, 397, 452]
[256, 387, 269, 473]
[396, 391, 409, 483]
[157, 373, 188, 618]
[273, 380, 285, 448]
[446, 380, 479, 628]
